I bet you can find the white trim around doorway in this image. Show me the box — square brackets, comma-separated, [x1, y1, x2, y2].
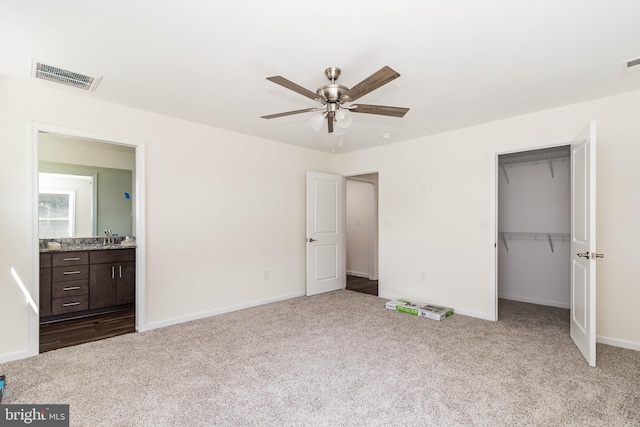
[488, 137, 574, 322]
[343, 169, 380, 288]
[29, 122, 147, 357]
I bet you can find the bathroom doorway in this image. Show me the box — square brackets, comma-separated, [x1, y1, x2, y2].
[31, 123, 146, 354]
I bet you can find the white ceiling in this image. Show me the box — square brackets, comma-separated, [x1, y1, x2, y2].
[2, 1, 640, 153]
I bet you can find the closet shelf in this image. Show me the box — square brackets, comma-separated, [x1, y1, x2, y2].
[499, 153, 569, 183]
[498, 231, 570, 253]
[499, 153, 569, 167]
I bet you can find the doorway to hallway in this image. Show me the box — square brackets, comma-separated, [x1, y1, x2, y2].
[345, 173, 378, 296]
[346, 275, 378, 296]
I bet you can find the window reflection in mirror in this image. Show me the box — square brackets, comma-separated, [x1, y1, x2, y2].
[38, 133, 135, 238]
[39, 173, 94, 237]
[39, 190, 74, 238]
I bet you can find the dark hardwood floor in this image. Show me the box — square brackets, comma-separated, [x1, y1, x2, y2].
[346, 275, 378, 296]
[39, 307, 136, 353]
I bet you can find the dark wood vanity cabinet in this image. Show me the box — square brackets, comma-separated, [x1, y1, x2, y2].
[39, 253, 52, 317]
[39, 248, 135, 321]
[40, 251, 92, 317]
[89, 249, 136, 309]
[51, 251, 90, 315]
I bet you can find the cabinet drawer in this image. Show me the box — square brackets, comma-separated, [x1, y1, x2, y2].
[52, 265, 89, 282]
[52, 252, 89, 267]
[52, 279, 89, 299]
[90, 249, 135, 264]
[52, 295, 89, 315]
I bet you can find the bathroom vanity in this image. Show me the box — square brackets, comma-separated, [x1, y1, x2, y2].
[39, 239, 135, 322]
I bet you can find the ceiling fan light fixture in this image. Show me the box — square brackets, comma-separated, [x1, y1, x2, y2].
[309, 112, 325, 132]
[334, 125, 348, 136]
[336, 109, 353, 129]
[262, 65, 409, 136]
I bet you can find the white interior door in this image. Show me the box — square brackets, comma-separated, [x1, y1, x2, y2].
[570, 121, 598, 366]
[306, 171, 344, 296]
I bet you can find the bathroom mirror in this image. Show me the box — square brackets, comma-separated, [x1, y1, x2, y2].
[38, 133, 135, 239]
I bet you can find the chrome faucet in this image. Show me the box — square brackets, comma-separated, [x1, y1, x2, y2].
[104, 229, 114, 245]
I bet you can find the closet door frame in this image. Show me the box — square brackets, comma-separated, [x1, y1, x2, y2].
[489, 137, 577, 322]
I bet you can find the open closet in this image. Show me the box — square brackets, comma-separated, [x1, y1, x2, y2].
[498, 146, 571, 311]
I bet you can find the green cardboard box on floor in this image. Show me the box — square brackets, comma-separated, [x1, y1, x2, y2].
[386, 299, 454, 321]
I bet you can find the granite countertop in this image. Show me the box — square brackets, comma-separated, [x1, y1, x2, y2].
[40, 237, 136, 253]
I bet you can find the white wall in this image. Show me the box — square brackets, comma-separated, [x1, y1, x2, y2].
[346, 180, 374, 276]
[498, 157, 570, 308]
[0, 76, 334, 361]
[336, 89, 640, 349]
[39, 133, 136, 170]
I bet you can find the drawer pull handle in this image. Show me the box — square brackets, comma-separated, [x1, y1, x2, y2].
[119, 265, 122, 279]
[63, 271, 81, 275]
[62, 302, 80, 307]
[112, 266, 115, 279]
[62, 257, 81, 261]
[62, 286, 80, 291]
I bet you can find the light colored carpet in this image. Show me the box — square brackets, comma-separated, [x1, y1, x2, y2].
[1, 291, 639, 426]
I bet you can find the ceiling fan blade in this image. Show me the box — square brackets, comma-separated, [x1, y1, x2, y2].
[266, 76, 323, 101]
[340, 66, 401, 102]
[327, 111, 334, 133]
[349, 104, 409, 118]
[260, 107, 320, 119]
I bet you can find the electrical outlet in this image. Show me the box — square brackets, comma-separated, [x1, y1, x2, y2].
[421, 272, 427, 282]
[420, 184, 431, 194]
[263, 270, 269, 280]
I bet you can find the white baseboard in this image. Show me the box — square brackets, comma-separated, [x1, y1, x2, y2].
[451, 307, 495, 321]
[597, 335, 640, 352]
[346, 270, 369, 278]
[378, 292, 398, 301]
[498, 293, 570, 309]
[0, 349, 31, 364]
[145, 290, 306, 331]
[379, 292, 494, 321]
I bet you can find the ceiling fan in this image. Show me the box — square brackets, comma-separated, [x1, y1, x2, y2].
[260, 66, 409, 133]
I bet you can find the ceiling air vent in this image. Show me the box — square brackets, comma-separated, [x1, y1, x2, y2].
[32, 60, 102, 91]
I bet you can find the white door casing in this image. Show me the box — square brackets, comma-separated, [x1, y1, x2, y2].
[30, 123, 147, 358]
[570, 121, 597, 367]
[306, 172, 345, 296]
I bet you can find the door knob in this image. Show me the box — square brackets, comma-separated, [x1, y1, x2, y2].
[577, 252, 590, 258]
[307, 238, 317, 243]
